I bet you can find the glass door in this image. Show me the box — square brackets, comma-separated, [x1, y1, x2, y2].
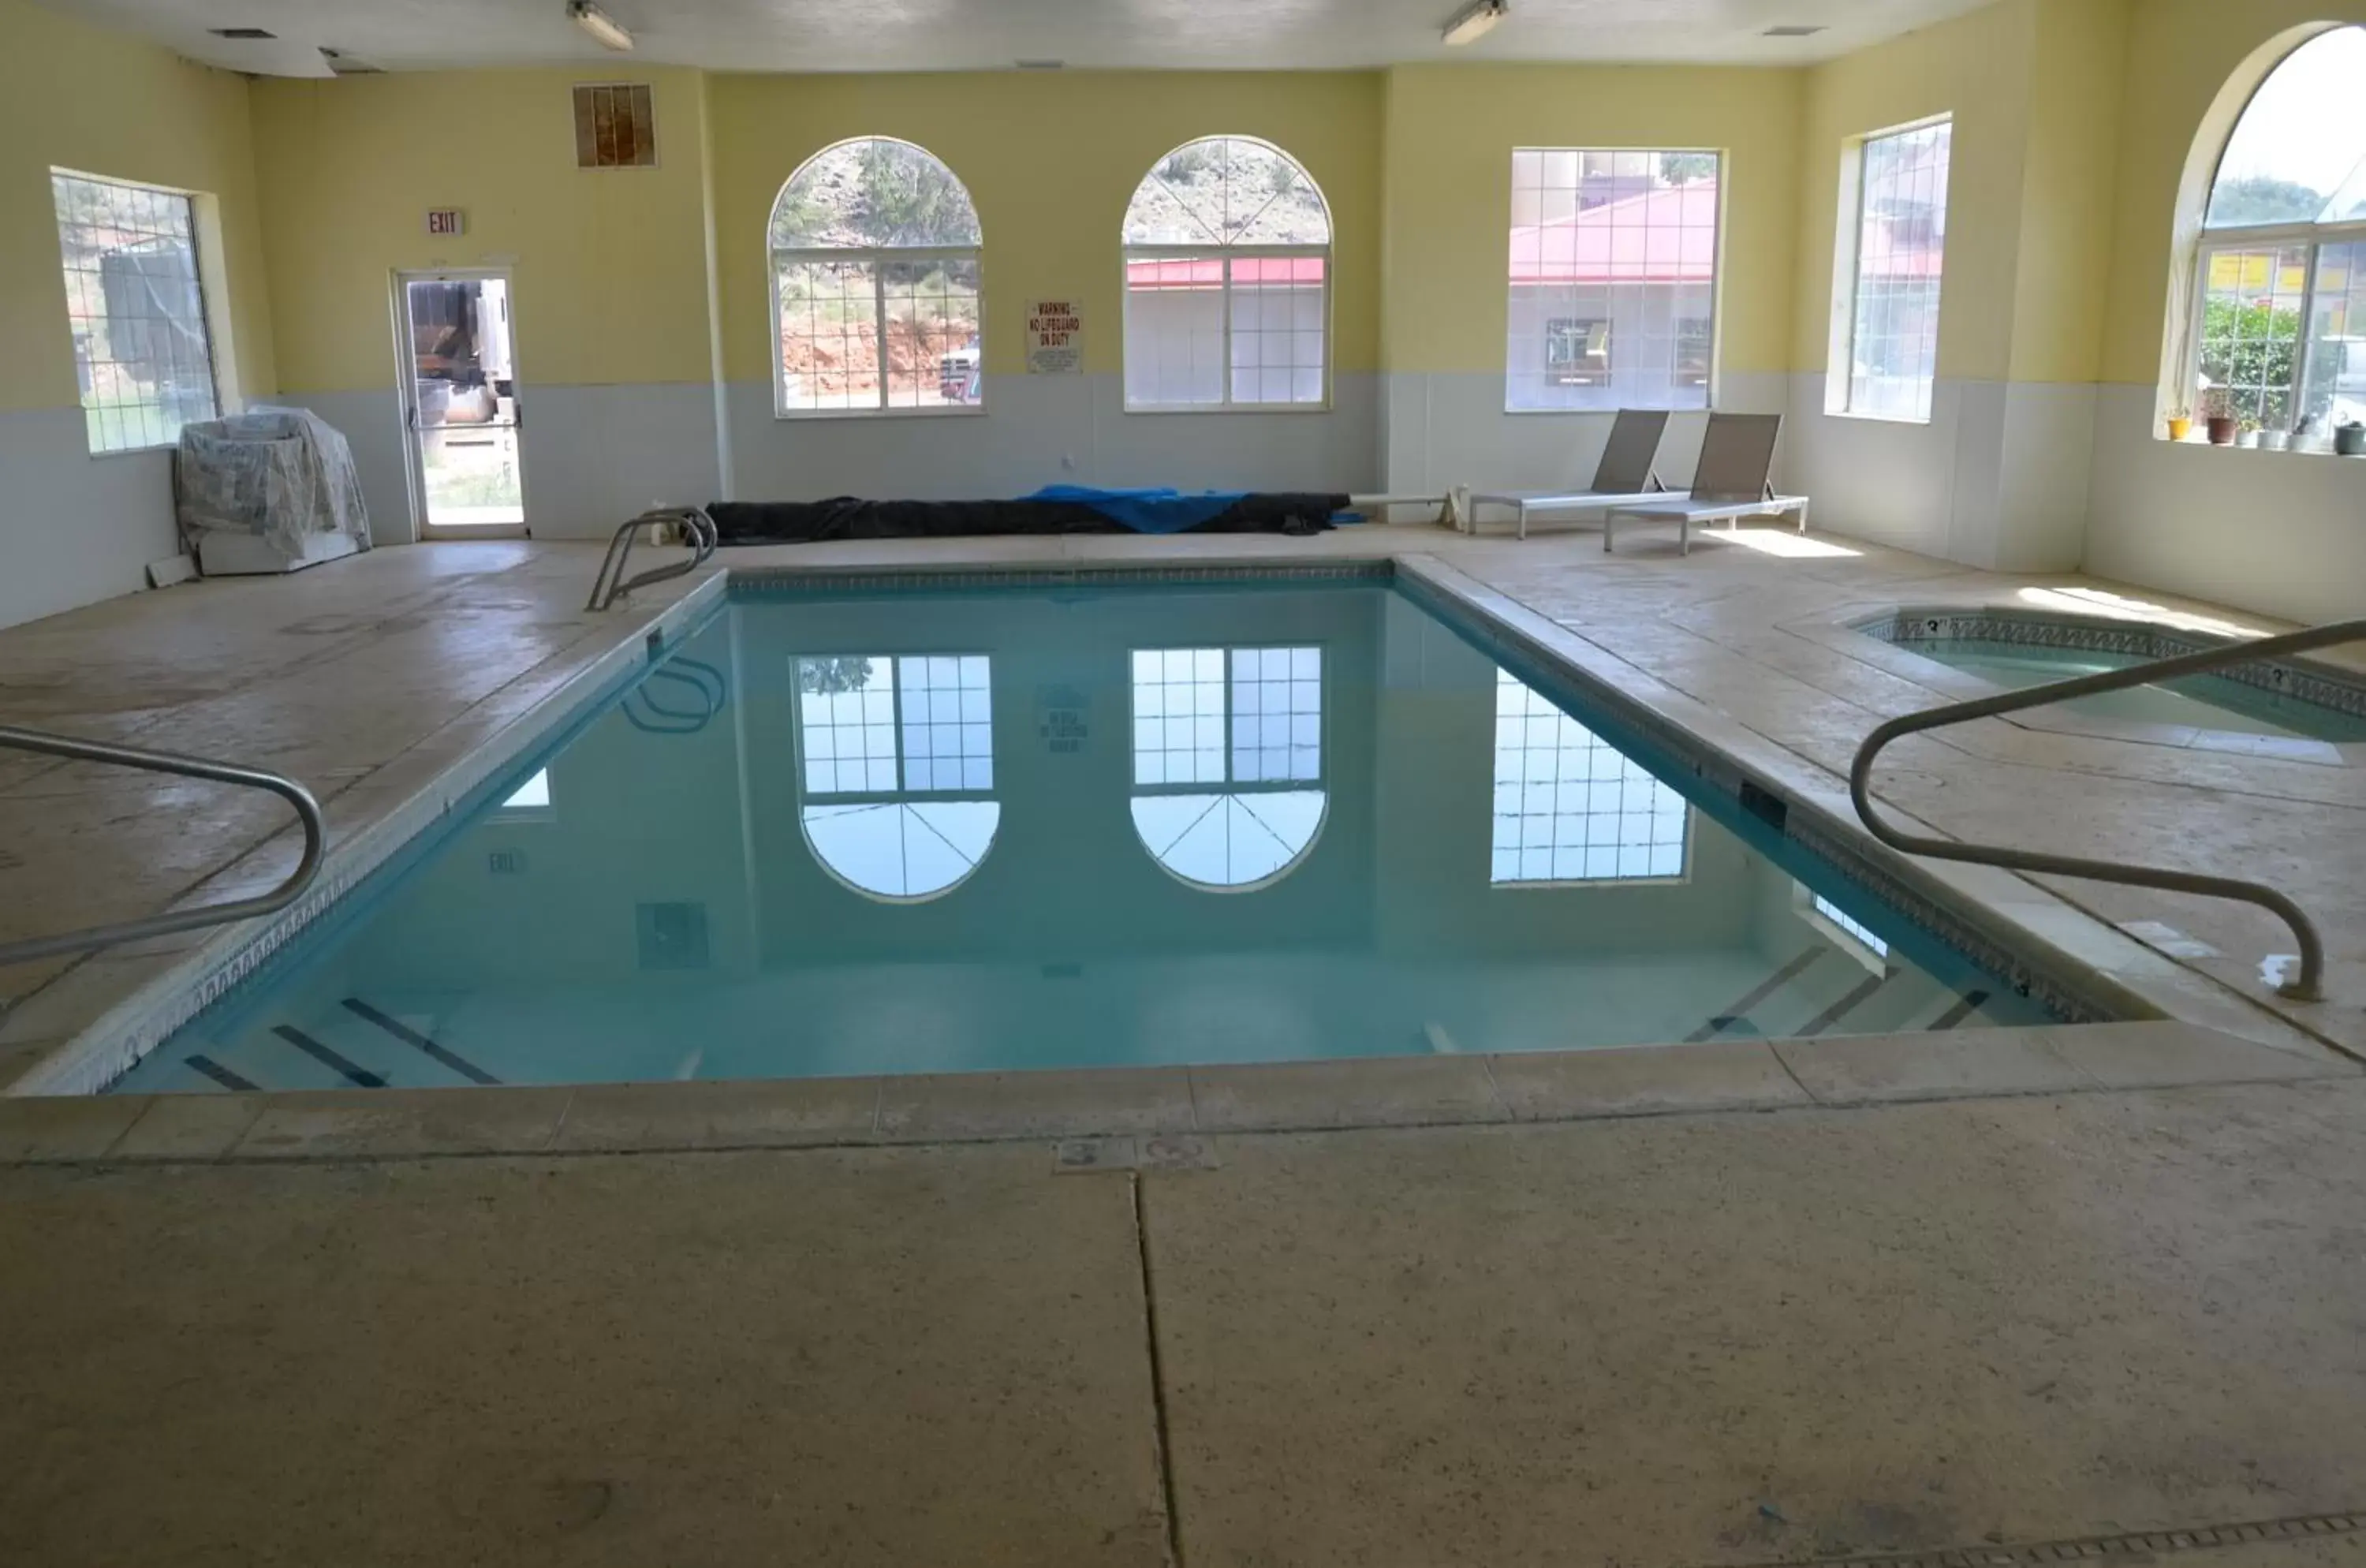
[397, 271, 526, 536]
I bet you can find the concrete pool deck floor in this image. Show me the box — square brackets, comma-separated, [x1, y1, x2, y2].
[2, 522, 2364, 1560]
[5, 1081, 2366, 1565]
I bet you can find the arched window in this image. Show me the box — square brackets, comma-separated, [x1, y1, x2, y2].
[796, 654, 998, 901]
[2179, 27, 2366, 438]
[1129, 647, 1326, 890]
[768, 138, 983, 416]
[1121, 137, 1330, 410]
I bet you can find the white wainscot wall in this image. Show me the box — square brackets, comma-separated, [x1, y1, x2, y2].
[2084, 383, 2366, 628]
[1778, 374, 2095, 574]
[0, 406, 179, 631]
[726, 372, 1383, 503]
[278, 383, 724, 544]
[1378, 371, 1790, 501]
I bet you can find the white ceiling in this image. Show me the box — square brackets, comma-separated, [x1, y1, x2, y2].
[43, 0, 1996, 77]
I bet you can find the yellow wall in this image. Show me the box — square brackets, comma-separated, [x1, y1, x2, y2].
[2004, 0, 2129, 385]
[1378, 63, 1803, 376]
[704, 70, 1384, 383]
[1790, 0, 2037, 383]
[2098, 0, 2366, 387]
[250, 67, 715, 393]
[0, 0, 273, 415]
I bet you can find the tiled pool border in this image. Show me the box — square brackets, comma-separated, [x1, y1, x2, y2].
[1856, 607, 2366, 719]
[15, 553, 2322, 1098]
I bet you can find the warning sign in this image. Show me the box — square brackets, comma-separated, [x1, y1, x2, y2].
[1026, 300, 1084, 375]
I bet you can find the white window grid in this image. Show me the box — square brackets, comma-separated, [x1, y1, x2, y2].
[2166, 28, 2366, 439]
[1121, 137, 1332, 411]
[1130, 647, 1321, 789]
[772, 249, 983, 416]
[1843, 119, 1952, 423]
[796, 655, 993, 798]
[1491, 670, 1688, 885]
[1505, 147, 1721, 413]
[2184, 238, 2366, 435]
[51, 170, 220, 454]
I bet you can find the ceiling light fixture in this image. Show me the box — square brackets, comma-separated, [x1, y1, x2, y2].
[1441, 0, 1506, 47]
[566, 0, 635, 52]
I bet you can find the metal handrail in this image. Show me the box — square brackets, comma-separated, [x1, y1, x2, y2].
[1850, 616, 2366, 1002]
[586, 504, 718, 611]
[0, 727, 325, 967]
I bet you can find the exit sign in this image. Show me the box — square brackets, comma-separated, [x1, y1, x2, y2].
[426, 207, 465, 237]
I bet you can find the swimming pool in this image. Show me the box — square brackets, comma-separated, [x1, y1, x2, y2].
[1862, 610, 2366, 744]
[110, 573, 2073, 1094]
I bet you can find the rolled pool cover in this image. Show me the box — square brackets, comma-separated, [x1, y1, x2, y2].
[706, 486, 1349, 544]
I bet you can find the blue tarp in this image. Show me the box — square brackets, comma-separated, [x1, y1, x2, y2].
[1021, 484, 1252, 535]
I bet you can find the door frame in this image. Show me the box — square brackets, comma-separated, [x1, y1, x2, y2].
[391, 266, 530, 541]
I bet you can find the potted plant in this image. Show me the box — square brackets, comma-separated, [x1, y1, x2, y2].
[2236, 416, 2261, 449]
[2202, 390, 2237, 446]
[2260, 424, 2289, 451]
[2166, 405, 2192, 442]
[2338, 419, 2366, 457]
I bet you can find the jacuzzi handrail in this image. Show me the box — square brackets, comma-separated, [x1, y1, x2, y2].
[0, 726, 325, 967]
[586, 504, 718, 611]
[1850, 614, 2366, 1004]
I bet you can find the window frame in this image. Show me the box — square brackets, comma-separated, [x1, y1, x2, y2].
[766, 139, 985, 423]
[2165, 24, 2366, 443]
[50, 167, 222, 457]
[2178, 221, 2366, 439]
[790, 651, 999, 903]
[1827, 114, 1954, 426]
[1488, 669, 1691, 889]
[1502, 146, 1726, 416]
[1120, 138, 1334, 415]
[1126, 644, 1329, 892]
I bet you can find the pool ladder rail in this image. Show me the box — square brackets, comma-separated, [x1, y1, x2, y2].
[586, 504, 718, 612]
[1850, 614, 2366, 1003]
[0, 727, 325, 968]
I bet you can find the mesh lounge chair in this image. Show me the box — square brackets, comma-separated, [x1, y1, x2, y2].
[1463, 408, 1673, 539]
[1600, 412, 1808, 555]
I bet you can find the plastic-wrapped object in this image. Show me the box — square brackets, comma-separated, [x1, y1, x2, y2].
[174, 406, 371, 566]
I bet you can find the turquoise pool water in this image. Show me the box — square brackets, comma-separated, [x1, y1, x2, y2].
[1901, 640, 2366, 743]
[114, 580, 2062, 1094]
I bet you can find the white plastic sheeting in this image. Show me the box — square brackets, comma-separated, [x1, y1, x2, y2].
[174, 407, 371, 566]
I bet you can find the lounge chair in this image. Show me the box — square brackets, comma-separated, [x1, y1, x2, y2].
[1463, 408, 1673, 539]
[1600, 412, 1808, 555]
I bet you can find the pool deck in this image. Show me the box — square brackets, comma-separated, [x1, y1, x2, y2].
[2, 522, 2364, 1562]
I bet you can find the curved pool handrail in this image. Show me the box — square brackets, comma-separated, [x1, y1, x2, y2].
[587, 504, 718, 611]
[0, 726, 326, 967]
[1849, 614, 2366, 1003]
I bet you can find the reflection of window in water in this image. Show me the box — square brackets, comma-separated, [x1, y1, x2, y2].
[1812, 891, 1890, 958]
[500, 769, 550, 812]
[795, 655, 998, 900]
[1129, 647, 1325, 889]
[1492, 670, 1687, 884]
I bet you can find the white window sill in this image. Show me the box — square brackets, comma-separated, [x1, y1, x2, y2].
[87, 441, 180, 458]
[1820, 406, 1935, 426]
[2155, 435, 2366, 457]
[773, 404, 987, 422]
[1502, 402, 1713, 417]
[1121, 401, 1333, 416]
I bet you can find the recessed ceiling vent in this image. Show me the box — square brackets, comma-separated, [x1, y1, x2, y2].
[208, 25, 275, 38]
[320, 47, 385, 74]
[1762, 24, 1827, 36]
[573, 83, 657, 169]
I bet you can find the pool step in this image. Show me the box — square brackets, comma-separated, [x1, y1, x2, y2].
[167, 997, 497, 1094]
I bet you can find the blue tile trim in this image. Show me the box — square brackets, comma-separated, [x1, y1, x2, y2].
[1859, 607, 2366, 720]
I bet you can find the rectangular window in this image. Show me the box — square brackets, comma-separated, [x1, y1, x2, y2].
[51, 170, 220, 453]
[2300, 241, 2366, 431]
[1129, 647, 1322, 787]
[1121, 257, 1327, 409]
[1506, 148, 1721, 413]
[796, 655, 993, 797]
[1491, 671, 1688, 884]
[1811, 892, 1890, 958]
[774, 255, 981, 415]
[1838, 118, 1952, 422]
